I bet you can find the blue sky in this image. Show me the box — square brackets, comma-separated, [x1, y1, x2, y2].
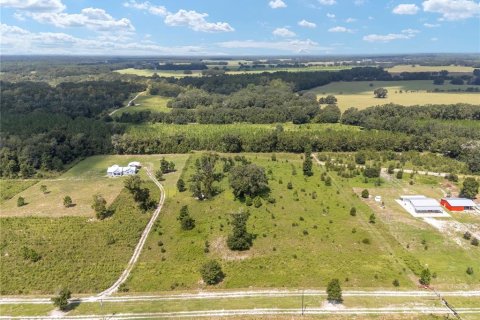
[0, 0, 479, 55]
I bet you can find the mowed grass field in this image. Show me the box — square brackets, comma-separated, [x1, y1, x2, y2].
[309, 80, 480, 110]
[0, 154, 189, 294]
[126, 153, 413, 292]
[114, 95, 171, 115]
[386, 65, 475, 74]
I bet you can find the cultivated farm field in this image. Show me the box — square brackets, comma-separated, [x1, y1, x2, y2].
[309, 80, 480, 110]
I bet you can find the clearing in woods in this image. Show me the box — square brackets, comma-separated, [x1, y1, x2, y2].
[114, 95, 172, 115]
[308, 80, 480, 111]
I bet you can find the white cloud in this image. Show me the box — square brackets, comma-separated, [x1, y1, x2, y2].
[0, 0, 65, 12]
[165, 9, 234, 32]
[123, 0, 167, 16]
[326, 13, 336, 18]
[346, 17, 357, 22]
[363, 29, 419, 42]
[328, 26, 353, 32]
[422, 0, 480, 21]
[298, 19, 316, 28]
[29, 8, 135, 33]
[269, 0, 287, 8]
[273, 27, 296, 37]
[318, 0, 336, 5]
[431, 37, 438, 41]
[218, 39, 329, 53]
[392, 3, 420, 14]
[424, 22, 441, 27]
[0, 23, 208, 55]
[354, 0, 367, 5]
[1, 0, 135, 33]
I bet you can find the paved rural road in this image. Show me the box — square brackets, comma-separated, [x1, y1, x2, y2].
[95, 167, 165, 299]
[108, 91, 145, 116]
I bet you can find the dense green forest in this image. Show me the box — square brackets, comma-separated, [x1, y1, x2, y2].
[0, 80, 144, 178]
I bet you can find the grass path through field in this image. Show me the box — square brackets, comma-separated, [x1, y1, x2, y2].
[96, 167, 165, 299]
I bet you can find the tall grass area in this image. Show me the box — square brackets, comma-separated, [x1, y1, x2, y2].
[0, 182, 157, 294]
[126, 153, 412, 292]
[0, 180, 39, 204]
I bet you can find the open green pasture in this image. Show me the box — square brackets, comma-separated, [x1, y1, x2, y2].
[386, 65, 475, 74]
[115, 68, 204, 78]
[0, 154, 188, 294]
[308, 80, 480, 110]
[0, 154, 188, 218]
[126, 153, 412, 292]
[115, 95, 171, 115]
[0, 188, 153, 294]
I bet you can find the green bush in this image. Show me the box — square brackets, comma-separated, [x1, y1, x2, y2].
[361, 189, 369, 198]
[200, 260, 225, 285]
[17, 196, 25, 207]
[51, 288, 71, 311]
[326, 279, 342, 303]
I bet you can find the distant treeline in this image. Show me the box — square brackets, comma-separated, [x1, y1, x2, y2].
[172, 67, 392, 93]
[156, 63, 208, 70]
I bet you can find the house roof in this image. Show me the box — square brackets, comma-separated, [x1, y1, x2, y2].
[409, 198, 442, 208]
[442, 198, 477, 207]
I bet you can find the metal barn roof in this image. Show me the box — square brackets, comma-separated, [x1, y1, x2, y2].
[442, 198, 477, 207]
[409, 198, 442, 208]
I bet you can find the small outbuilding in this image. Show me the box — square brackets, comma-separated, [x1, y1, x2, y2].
[440, 198, 477, 212]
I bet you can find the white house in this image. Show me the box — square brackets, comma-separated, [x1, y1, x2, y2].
[107, 163, 138, 177]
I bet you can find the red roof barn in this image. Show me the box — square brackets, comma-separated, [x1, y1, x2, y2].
[440, 198, 477, 211]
